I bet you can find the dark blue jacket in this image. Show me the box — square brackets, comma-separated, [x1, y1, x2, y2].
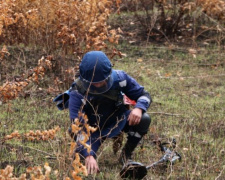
[68, 69, 151, 158]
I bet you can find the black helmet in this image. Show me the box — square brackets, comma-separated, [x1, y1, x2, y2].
[79, 51, 113, 94]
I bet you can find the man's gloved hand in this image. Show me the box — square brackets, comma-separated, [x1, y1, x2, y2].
[128, 108, 142, 126]
[85, 155, 99, 175]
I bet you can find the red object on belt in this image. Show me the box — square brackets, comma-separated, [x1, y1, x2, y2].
[123, 95, 136, 105]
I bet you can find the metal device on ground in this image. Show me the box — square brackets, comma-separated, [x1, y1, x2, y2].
[120, 138, 181, 180]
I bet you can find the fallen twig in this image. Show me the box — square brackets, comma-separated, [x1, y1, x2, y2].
[148, 112, 182, 116]
[2, 143, 55, 158]
[157, 74, 225, 79]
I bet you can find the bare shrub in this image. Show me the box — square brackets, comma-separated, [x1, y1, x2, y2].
[0, 56, 52, 103]
[0, 0, 120, 54]
[120, 0, 225, 44]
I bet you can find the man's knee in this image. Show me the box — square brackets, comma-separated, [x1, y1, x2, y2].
[141, 112, 151, 126]
[134, 112, 151, 135]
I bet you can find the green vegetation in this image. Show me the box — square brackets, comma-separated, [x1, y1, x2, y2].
[1, 42, 225, 179]
[1, 0, 225, 179]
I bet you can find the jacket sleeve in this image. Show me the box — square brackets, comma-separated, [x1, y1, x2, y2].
[69, 90, 84, 121]
[76, 132, 103, 159]
[119, 71, 152, 112]
[69, 90, 103, 158]
[53, 90, 70, 110]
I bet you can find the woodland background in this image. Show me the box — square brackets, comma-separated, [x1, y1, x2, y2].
[0, 0, 225, 179]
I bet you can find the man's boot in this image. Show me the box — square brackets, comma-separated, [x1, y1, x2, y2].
[119, 134, 142, 164]
[119, 113, 151, 164]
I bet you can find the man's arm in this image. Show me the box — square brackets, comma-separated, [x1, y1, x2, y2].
[76, 133, 102, 175]
[119, 71, 152, 111]
[118, 71, 152, 125]
[69, 91, 102, 174]
[69, 90, 83, 121]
